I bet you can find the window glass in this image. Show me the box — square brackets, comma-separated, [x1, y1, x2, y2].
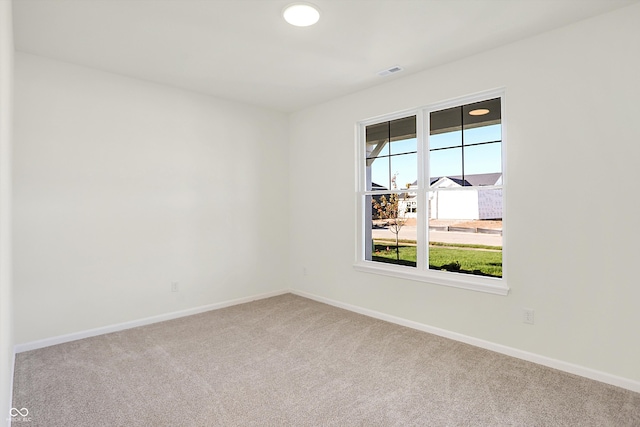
[367, 194, 417, 267]
[464, 143, 502, 177]
[428, 188, 502, 278]
[427, 97, 502, 278]
[390, 137, 417, 155]
[429, 131, 461, 150]
[463, 124, 501, 145]
[429, 147, 462, 181]
[390, 152, 417, 189]
[369, 155, 390, 190]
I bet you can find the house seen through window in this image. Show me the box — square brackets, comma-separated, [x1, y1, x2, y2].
[357, 92, 506, 294]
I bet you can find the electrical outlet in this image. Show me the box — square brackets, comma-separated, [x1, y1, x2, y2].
[303, 267, 308, 276]
[523, 308, 535, 324]
[171, 282, 179, 292]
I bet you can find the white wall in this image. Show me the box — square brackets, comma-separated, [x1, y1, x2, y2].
[289, 3, 640, 384]
[13, 53, 290, 343]
[0, 0, 14, 421]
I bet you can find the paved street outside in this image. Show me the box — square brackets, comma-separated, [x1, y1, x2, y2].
[371, 219, 502, 246]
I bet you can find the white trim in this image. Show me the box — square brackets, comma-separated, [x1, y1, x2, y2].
[354, 261, 508, 295]
[428, 88, 505, 113]
[14, 289, 289, 353]
[12, 289, 640, 393]
[358, 107, 419, 128]
[499, 91, 508, 283]
[416, 112, 426, 270]
[291, 289, 640, 393]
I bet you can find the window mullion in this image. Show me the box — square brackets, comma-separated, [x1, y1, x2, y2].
[417, 110, 428, 271]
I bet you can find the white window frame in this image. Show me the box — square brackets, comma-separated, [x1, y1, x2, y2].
[354, 89, 508, 296]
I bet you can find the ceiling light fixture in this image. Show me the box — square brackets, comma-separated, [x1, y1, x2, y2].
[469, 108, 490, 116]
[283, 3, 320, 27]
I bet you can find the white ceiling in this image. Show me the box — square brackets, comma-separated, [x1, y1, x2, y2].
[12, 0, 638, 112]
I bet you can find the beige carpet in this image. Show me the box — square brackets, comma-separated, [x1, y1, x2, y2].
[12, 294, 640, 426]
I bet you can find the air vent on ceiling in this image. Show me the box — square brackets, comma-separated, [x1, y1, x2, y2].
[377, 66, 404, 77]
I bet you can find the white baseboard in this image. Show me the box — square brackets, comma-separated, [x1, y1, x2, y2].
[14, 289, 289, 354]
[13, 288, 640, 394]
[291, 289, 640, 394]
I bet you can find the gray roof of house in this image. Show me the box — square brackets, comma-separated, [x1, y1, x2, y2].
[430, 172, 501, 187]
[375, 173, 500, 190]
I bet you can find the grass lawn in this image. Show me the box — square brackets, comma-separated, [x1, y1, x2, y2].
[371, 243, 502, 278]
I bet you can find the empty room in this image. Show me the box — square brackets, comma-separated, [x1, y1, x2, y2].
[1, 0, 639, 425]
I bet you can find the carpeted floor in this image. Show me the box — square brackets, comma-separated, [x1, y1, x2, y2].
[12, 294, 640, 426]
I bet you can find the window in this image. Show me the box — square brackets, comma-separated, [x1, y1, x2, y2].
[355, 90, 508, 295]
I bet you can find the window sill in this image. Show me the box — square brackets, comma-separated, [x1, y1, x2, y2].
[353, 261, 509, 296]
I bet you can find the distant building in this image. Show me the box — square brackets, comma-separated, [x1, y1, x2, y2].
[373, 173, 502, 220]
[428, 173, 502, 220]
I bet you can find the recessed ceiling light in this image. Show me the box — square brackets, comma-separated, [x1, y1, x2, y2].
[283, 3, 320, 27]
[469, 108, 490, 116]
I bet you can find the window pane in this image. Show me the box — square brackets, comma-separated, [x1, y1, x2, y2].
[366, 140, 389, 159]
[429, 147, 462, 183]
[463, 98, 501, 126]
[391, 152, 417, 189]
[368, 155, 390, 190]
[368, 193, 417, 267]
[464, 142, 502, 177]
[366, 116, 415, 192]
[389, 116, 417, 142]
[366, 123, 390, 156]
[430, 130, 461, 150]
[390, 137, 417, 155]
[427, 188, 502, 278]
[430, 106, 461, 136]
[463, 124, 501, 145]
